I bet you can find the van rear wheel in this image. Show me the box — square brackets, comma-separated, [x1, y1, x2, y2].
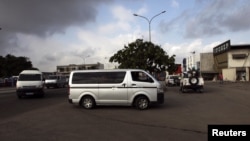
[81, 96, 95, 109]
[135, 96, 149, 110]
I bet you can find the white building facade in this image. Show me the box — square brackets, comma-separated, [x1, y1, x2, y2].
[213, 40, 250, 81]
[186, 52, 200, 70]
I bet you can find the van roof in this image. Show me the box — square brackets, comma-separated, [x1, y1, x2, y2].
[71, 69, 146, 73]
[20, 70, 42, 74]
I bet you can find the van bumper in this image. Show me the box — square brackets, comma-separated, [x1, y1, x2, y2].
[68, 99, 73, 104]
[45, 83, 57, 88]
[16, 88, 44, 97]
[157, 92, 164, 104]
[182, 85, 203, 90]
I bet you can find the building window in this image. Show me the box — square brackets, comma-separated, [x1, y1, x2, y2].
[232, 54, 247, 59]
[59, 68, 64, 72]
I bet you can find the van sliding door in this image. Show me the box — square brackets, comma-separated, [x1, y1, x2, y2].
[98, 72, 127, 105]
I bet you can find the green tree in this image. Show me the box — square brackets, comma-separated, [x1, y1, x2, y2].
[0, 54, 36, 77]
[109, 39, 176, 74]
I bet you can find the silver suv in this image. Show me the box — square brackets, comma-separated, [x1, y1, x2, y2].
[165, 75, 181, 86]
[180, 70, 204, 93]
[45, 75, 67, 88]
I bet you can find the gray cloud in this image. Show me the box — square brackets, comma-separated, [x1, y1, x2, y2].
[160, 0, 250, 38]
[0, 0, 112, 54]
[159, 11, 186, 33]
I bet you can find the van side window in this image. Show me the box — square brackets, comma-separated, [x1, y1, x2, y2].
[72, 73, 98, 84]
[131, 71, 154, 83]
[99, 72, 126, 84]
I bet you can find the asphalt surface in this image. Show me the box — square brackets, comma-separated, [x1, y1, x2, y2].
[0, 81, 249, 141]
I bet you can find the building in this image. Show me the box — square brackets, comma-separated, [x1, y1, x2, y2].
[182, 40, 250, 81]
[183, 52, 200, 72]
[213, 40, 250, 81]
[57, 62, 104, 75]
[200, 53, 217, 80]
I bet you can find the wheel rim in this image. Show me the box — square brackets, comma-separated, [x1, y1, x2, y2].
[83, 98, 93, 109]
[191, 78, 197, 83]
[138, 99, 148, 109]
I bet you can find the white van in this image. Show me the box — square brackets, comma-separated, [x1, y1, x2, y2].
[16, 70, 45, 98]
[68, 69, 165, 110]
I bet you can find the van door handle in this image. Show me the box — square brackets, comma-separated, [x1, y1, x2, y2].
[132, 84, 137, 87]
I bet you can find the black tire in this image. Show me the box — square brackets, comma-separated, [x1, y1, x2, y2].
[189, 77, 199, 85]
[17, 95, 22, 99]
[181, 86, 186, 93]
[135, 96, 149, 110]
[81, 96, 95, 109]
[39, 92, 45, 98]
[198, 88, 204, 93]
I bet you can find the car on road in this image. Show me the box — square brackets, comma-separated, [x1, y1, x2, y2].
[165, 75, 181, 86]
[180, 70, 204, 93]
[68, 69, 165, 110]
[16, 70, 45, 98]
[45, 75, 67, 88]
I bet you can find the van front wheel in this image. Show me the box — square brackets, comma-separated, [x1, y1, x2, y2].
[81, 96, 95, 109]
[135, 96, 149, 110]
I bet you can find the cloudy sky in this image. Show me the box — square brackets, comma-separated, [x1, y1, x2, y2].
[1, 0, 250, 72]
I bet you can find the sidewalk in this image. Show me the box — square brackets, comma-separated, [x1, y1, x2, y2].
[205, 80, 250, 91]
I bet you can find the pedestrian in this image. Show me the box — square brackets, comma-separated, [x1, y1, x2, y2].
[219, 73, 223, 84]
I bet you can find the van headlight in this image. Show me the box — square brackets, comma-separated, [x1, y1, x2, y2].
[157, 88, 164, 93]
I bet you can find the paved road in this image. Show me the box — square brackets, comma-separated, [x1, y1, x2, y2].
[0, 82, 249, 141]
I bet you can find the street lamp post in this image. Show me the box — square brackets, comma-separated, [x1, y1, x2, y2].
[133, 10, 166, 42]
[80, 55, 90, 70]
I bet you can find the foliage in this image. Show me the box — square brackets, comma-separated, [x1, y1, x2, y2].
[0, 54, 37, 77]
[109, 39, 176, 74]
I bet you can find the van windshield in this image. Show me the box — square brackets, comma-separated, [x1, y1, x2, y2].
[18, 74, 41, 81]
[131, 71, 154, 83]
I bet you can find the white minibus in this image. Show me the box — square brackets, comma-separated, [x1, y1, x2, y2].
[68, 69, 164, 110]
[16, 70, 45, 98]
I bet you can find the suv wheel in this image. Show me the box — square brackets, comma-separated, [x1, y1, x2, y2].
[181, 86, 186, 93]
[189, 77, 199, 85]
[198, 88, 204, 93]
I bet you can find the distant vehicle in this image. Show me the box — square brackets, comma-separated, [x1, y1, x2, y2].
[45, 75, 67, 88]
[0, 78, 4, 87]
[68, 69, 165, 110]
[180, 70, 204, 93]
[165, 75, 181, 86]
[16, 70, 45, 98]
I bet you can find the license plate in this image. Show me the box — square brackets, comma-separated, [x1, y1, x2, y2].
[26, 92, 34, 95]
